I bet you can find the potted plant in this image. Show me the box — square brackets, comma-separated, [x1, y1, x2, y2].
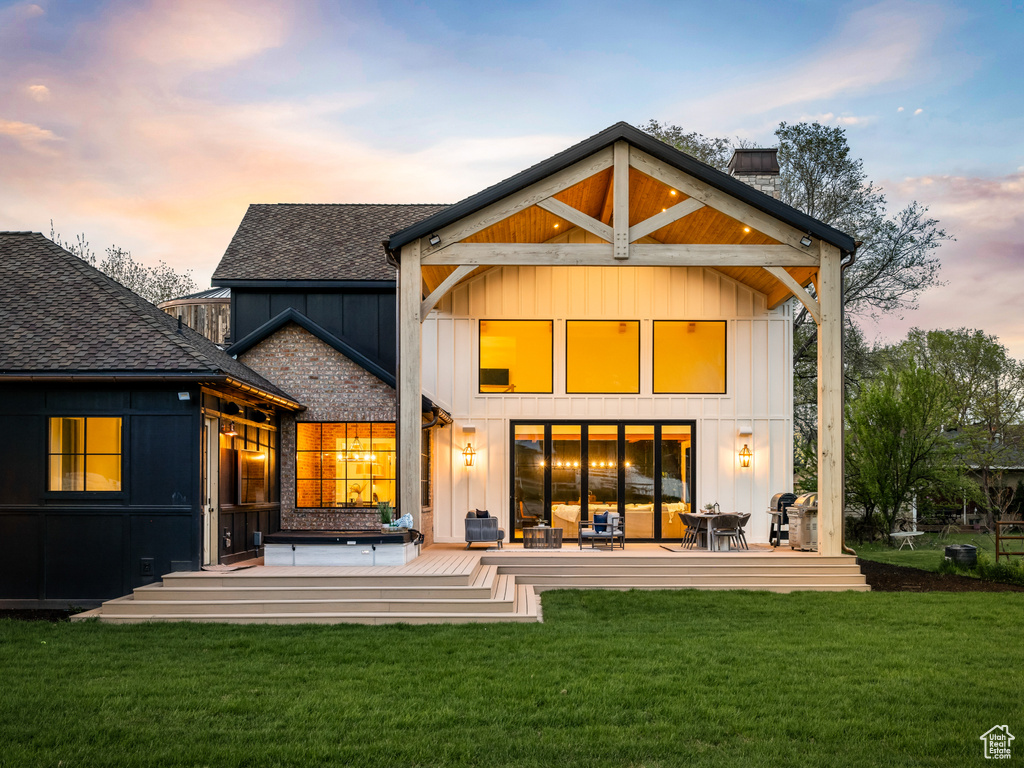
[378, 501, 394, 532]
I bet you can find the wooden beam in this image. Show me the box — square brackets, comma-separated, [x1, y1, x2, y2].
[536, 197, 613, 242]
[421, 242, 818, 267]
[598, 166, 615, 224]
[420, 264, 475, 320]
[421, 147, 613, 258]
[398, 237, 422, 531]
[764, 267, 820, 325]
[817, 242, 844, 557]
[628, 146, 819, 256]
[628, 198, 704, 242]
[613, 141, 630, 259]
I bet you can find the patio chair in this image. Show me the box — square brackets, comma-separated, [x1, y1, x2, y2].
[710, 513, 742, 551]
[465, 512, 505, 549]
[680, 513, 702, 549]
[578, 512, 625, 550]
[736, 512, 751, 550]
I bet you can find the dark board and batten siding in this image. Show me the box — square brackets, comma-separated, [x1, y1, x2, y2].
[0, 385, 202, 607]
[232, 288, 397, 371]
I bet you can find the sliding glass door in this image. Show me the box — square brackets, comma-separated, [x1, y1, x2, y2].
[511, 421, 695, 541]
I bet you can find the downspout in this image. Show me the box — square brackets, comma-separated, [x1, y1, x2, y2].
[840, 246, 858, 556]
[422, 406, 440, 430]
[384, 239, 404, 518]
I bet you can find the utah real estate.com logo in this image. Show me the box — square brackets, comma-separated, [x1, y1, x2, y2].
[980, 725, 1014, 759]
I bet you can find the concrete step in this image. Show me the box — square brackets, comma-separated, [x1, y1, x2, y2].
[491, 561, 860, 573]
[133, 565, 501, 602]
[506, 571, 865, 586]
[530, 582, 871, 593]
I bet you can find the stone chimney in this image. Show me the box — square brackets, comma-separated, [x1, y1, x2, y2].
[727, 148, 780, 199]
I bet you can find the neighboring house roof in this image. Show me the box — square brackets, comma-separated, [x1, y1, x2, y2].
[160, 286, 231, 304]
[227, 307, 451, 421]
[0, 232, 301, 409]
[386, 121, 856, 254]
[212, 203, 449, 284]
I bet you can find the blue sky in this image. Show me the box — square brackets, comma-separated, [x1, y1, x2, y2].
[1, 0, 1022, 353]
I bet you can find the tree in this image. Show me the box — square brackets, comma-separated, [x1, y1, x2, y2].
[49, 222, 197, 305]
[900, 328, 1024, 526]
[642, 120, 950, 427]
[845, 362, 965, 541]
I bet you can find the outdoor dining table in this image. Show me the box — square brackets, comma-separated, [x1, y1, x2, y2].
[689, 513, 737, 552]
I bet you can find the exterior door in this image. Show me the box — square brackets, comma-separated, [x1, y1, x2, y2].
[203, 416, 220, 565]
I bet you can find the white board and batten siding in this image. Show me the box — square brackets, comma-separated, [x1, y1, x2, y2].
[421, 264, 794, 544]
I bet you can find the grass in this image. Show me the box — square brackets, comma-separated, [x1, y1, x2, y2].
[3, 590, 1024, 767]
[850, 531, 997, 571]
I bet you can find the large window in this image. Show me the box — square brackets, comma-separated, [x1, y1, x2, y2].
[566, 321, 640, 393]
[653, 321, 727, 394]
[479, 320, 553, 393]
[48, 417, 122, 491]
[296, 422, 396, 509]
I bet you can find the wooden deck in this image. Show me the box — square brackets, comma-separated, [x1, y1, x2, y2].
[74, 543, 868, 625]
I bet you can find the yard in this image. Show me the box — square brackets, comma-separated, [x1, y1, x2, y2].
[3, 589, 1022, 767]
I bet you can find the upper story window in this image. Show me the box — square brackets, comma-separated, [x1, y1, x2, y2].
[479, 320, 553, 393]
[653, 321, 727, 394]
[48, 417, 122, 491]
[566, 321, 640, 394]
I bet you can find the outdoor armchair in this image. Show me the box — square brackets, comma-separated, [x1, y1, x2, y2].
[578, 512, 625, 550]
[465, 512, 504, 549]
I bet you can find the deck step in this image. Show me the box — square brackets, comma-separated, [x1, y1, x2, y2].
[530, 582, 871, 593]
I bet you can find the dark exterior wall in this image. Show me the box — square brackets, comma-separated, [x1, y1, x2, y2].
[0, 384, 202, 607]
[238, 322, 397, 530]
[232, 287, 396, 371]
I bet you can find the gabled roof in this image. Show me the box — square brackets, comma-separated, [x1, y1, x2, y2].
[227, 307, 449, 418]
[0, 232, 301, 409]
[212, 203, 449, 284]
[386, 121, 856, 254]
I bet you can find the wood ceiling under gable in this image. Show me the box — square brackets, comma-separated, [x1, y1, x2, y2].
[419, 146, 818, 310]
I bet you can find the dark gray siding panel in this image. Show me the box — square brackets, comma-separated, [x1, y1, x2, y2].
[44, 514, 125, 600]
[0, 515, 42, 599]
[47, 390, 128, 411]
[234, 292, 271, 343]
[0, 414, 44, 504]
[130, 415, 194, 506]
[130, 514, 194, 588]
[270, 293, 306, 318]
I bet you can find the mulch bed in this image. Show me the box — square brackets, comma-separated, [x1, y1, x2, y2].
[858, 558, 1024, 592]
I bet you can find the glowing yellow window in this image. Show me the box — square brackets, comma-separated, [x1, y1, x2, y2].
[479, 320, 553, 393]
[48, 416, 122, 491]
[566, 321, 640, 394]
[653, 321, 727, 394]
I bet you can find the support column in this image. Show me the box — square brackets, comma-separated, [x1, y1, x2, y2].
[817, 243, 844, 556]
[398, 238, 422, 530]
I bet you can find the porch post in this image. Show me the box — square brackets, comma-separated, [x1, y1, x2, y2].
[817, 242, 844, 556]
[398, 238, 422, 530]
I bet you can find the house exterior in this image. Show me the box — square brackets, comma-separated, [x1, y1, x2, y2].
[0, 232, 301, 607]
[211, 122, 854, 554]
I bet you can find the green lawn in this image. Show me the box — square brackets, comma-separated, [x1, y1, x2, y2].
[851, 531, 997, 571]
[3, 590, 1023, 767]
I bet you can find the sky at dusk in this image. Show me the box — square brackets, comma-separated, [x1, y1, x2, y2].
[1, 0, 1022, 355]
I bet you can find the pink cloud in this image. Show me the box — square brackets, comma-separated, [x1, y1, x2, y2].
[866, 171, 1024, 358]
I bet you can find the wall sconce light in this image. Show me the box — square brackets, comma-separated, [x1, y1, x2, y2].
[222, 421, 238, 437]
[462, 443, 476, 468]
[429, 233, 441, 246]
[739, 444, 752, 468]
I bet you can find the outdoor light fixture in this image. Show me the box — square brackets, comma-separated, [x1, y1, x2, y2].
[739, 444, 752, 468]
[222, 421, 238, 437]
[177, 391, 191, 401]
[463, 443, 476, 468]
[429, 233, 441, 246]
[800, 235, 813, 247]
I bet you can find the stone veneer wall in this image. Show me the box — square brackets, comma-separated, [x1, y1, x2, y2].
[239, 322, 396, 531]
[732, 172, 780, 199]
